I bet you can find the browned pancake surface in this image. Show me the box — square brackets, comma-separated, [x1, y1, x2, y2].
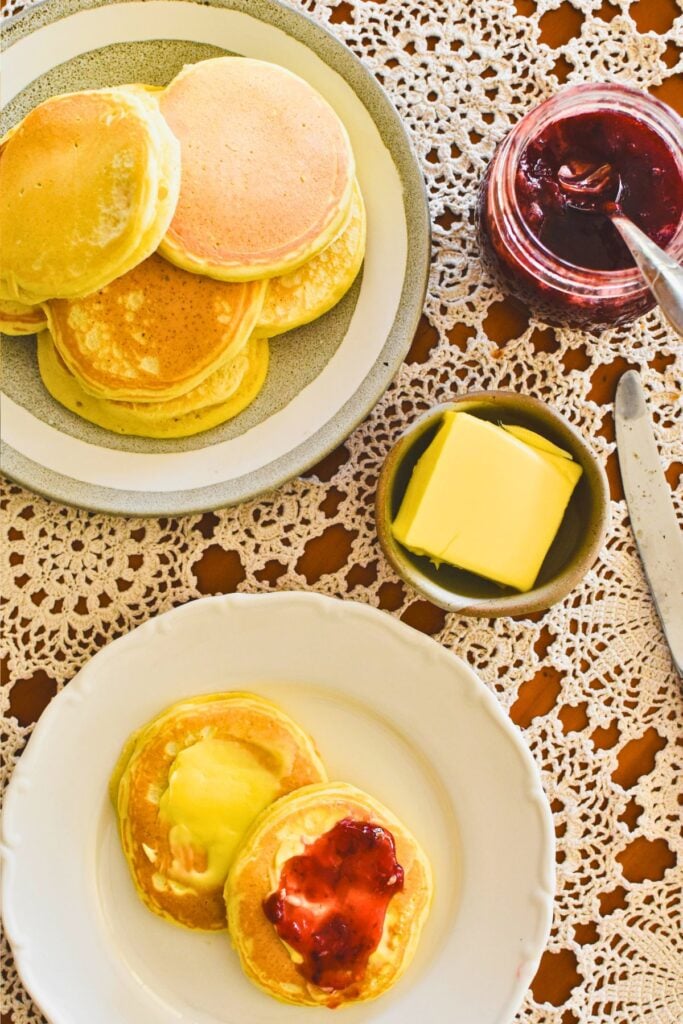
[46, 253, 265, 401]
[159, 58, 354, 277]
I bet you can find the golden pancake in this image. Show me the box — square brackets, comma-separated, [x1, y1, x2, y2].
[255, 180, 366, 339]
[158, 58, 355, 282]
[0, 87, 180, 303]
[45, 253, 266, 402]
[37, 330, 269, 438]
[0, 298, 46, 335]
[124, 83, 164, 94]
[226, 781, 433, 1008]
[111, 693, 327, 930]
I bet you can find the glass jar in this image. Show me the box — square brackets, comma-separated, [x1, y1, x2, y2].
[478, 83, 683, 329]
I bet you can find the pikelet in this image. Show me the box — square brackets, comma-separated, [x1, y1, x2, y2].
[0, 88, 180, 304]
[110, 693, 327, 931]
[45, 253, 266, 403]
[0, 298, 47, 336]
[37, 331, 270, 439]
[254, 179, 366, 339]
[226, 782, 433, 1008]
[158, 57, 355, 282]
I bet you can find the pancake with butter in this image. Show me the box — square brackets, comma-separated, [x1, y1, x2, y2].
[111, 693, 327, 930]
[0, 88, 180, 304]
[254, 180, 366, 339]
[226, 781, 432, 1008]
[0, 298, 46, 335]
[38, 330, 269, 438]
[45, 253, 266, 402]
[158, 57, 355, 282]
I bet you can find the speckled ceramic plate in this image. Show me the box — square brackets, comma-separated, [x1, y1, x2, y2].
[0, 0, 429, 515]
[2, 593, 554, 1024]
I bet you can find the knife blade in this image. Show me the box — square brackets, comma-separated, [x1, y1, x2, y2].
[615, 370, 683, 676]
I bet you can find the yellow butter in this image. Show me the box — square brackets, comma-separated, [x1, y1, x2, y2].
[501, 423, 573, 460]
[392, 411, 583, 592]
[159, 737, 280, 889]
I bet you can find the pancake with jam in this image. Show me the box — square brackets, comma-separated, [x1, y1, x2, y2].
[37, 330, 269, 439]
[0, 87, 180, 304]
[254, 180, 366, 339]
[158, 57, 355, 282]
[111, 693, 327, 931]
[225, 781, 433, 1008]
[45, 253, 266, 403]
[0, 298, 46, 335]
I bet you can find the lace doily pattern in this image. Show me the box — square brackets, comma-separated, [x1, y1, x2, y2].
[2, 1, 682, 1022]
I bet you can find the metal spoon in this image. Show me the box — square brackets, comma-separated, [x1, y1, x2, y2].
[557, 161, 683, 336]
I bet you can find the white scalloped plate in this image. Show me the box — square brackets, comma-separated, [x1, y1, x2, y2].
[1, 594, 554, 1024]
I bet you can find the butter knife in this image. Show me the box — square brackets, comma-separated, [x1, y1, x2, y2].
[615, 370, 683, 675]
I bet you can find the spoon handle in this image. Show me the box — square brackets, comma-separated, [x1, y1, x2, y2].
[612, 215, 683, 337]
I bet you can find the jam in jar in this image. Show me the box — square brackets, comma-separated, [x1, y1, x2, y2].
[478, 84, 683, 328]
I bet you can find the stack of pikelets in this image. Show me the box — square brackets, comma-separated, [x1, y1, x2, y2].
[0, 59, 366, 438]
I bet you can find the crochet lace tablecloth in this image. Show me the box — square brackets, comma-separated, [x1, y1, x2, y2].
[2, 1, 682, 1022]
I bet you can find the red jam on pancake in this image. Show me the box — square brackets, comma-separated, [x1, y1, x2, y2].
[225, 782, 433, 1007]
[263, 818, 405, 991]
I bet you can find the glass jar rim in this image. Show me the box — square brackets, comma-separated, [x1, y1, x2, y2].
[490, 83, 683, 300]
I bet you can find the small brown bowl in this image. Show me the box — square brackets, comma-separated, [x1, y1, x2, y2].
[375, 393, 609, 617]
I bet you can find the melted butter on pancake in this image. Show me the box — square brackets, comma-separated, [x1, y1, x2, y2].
[158, 737, 281, 891]
[111, 693, 327, 930]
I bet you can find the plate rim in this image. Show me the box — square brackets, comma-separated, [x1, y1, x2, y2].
[0, 0, 431, 516]
[1, 591, 555, 1024]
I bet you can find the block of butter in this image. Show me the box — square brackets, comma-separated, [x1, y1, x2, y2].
[392, 411, 583, 592]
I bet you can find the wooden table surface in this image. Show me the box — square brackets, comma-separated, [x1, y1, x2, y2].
[2, 0, 682, 1021]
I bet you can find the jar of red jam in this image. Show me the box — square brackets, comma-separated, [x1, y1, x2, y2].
[478, 83, 683, 328]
